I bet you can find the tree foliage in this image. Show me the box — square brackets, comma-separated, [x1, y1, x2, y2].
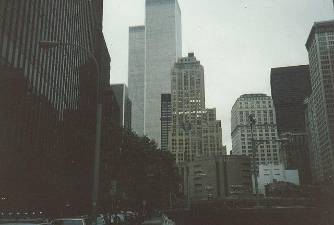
[101, 127, 180, 211]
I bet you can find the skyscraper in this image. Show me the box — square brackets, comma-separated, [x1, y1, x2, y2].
[305, 20, 334, 183]
[145, 0, 182, 147]
[231, 94, 280, 165]
[169, 53, 225, 164]
[161, 93, 172, 151]
[110, 84, 132, 131]
[270, 65, 312, 184]
[0, 0, 110, 210]
[128, 26, 145, 136]
[270, 65, 311, 134]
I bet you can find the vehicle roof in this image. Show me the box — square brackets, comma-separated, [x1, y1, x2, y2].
[0, 223, 50, 225]
[53, 218, 85, 220]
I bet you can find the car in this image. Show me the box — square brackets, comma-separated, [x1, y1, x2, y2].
[52, 218, 91, 225]
[0, 218, 51, 225]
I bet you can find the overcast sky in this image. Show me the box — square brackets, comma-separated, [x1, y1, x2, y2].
[103, 0, 333, 151]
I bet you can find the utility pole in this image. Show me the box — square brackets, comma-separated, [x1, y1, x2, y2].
[249, 114, 259, 202]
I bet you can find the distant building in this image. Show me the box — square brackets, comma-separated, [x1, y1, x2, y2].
[128, 26, 145, 136]
[145, 0, 182, 147]
[181, 155, 252, 203]
[231, 94, 280, 165]
[270, 65, 311, 134]
[110, 84, 132, 131]
[270, 65, 312, 184]
[305, 20, 334, 183]
[257, 164, 299, 195]
[161, 93, 172, 151]
[202, 108, 226, 157]
[169, 53, 226, 164]
[103, 88, 122, 128]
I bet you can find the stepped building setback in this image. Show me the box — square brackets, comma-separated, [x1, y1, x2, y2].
[168, 53, 226, 164]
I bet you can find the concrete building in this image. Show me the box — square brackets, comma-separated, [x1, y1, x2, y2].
[144, 0, 182, 147]
[169, 53, 225, 164]
[110, 84, 132, 131]
[257, 164, 299, 195]
[202, 108, 226, 157]
[182, 156, 252, 203]
[128, 26, 145, 136]
[305, 20, 334, 183]
[270, 65, 311, 134]
[161, 93, 172, 151]
[231, 94, 280, 165]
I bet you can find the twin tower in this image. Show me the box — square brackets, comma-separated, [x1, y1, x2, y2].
[128, 0, 182, 147]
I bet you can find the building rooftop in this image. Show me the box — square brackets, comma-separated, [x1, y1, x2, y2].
[129, 25, 145, 31]
[240, 93, 269, 98]
[306, 20, 334, 50]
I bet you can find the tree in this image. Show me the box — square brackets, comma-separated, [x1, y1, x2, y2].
[101, 128, 180, 211]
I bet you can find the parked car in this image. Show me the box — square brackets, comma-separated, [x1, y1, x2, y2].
[0, 218, 51, 225]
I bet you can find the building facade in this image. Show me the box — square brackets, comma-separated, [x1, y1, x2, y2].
[231, 94, 280, 165]
[110, 84, 132, 131]
[279, 132, 312, 184]
[169, 53, 225, 164]
[305, 20, 334, 183]
[161, 93, 172, 151]
[270, 65, 311, 134]
[182, 156, 252, 203]
[144, 0, 182, 147]
[0, 0, 110, 212]
[270, 65, 312, 184]
[128, 26, 145, 136]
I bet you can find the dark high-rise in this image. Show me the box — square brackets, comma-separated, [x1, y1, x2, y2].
[270, 65, 311, 134]
[161, 93, 172, 151]
[110, 84, 132, 131]
[270, 65, 312, 184]
[0, 0, 110, 213]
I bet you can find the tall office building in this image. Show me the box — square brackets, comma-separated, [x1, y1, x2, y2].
[128, 26, 145, 136]
[231, 94, 280, 165]
[305, 20, 334, 183]
[0, 0, 110, 211]
[111, 84, 132, 131]
[169, 53, 225, 164]
[270, 65, 312, 184]
[144, 0, 182, 147]
[161, 93, 172, 151]
[270, 65, 311, 134]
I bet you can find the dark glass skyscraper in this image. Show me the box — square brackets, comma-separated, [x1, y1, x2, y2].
[0, 0, 110, 212]
[161, 93, 172, 151]
[270, 65, 311, 134]
[270, 65, 312, 184]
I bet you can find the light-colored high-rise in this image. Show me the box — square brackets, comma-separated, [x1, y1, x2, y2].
[231, 94, 280, 165]
[169, 53, 225, 164]
[305, 20, 334, 183]
[145, 0, 182, 147]
[128, 26, 145, 136]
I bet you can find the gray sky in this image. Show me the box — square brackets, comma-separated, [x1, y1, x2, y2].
[103, 0, 333, 151]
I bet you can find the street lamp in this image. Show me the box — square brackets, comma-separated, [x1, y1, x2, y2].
[39, 40, 103, 222]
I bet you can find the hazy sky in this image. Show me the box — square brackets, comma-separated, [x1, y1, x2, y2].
[103, 0, 333, 150]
